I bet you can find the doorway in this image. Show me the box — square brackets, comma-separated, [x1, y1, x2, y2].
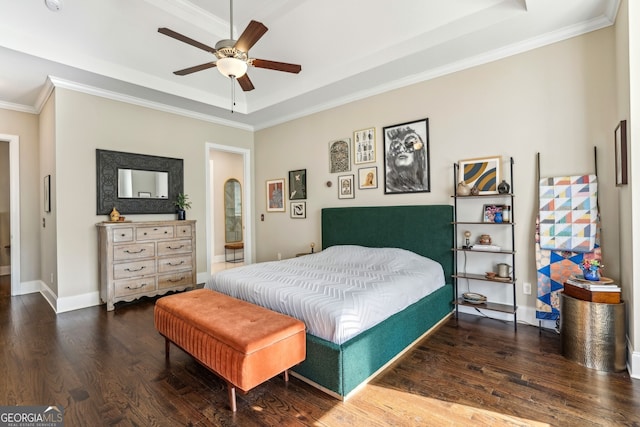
[0, 134, 20, 296]
[205, 143, 251, 278]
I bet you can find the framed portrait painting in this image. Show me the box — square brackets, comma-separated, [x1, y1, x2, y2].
[358, 166, 378, 189]
[338, 175, 355, 199]
[458, 156, 501, 195]
[288, 169, 307, 200]
[615, 120, 628, 186]
[266, 178, 285, 212]
[353, 127, 376, 164]
[383, 118, 430, 194]
[329, 139, 351, 173]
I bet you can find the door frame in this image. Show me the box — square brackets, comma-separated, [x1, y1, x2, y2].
[0, 134, 20, 295]
[204, 142, 252, 277]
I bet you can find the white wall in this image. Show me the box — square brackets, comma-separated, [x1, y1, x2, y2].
[255, 28, 618, 326]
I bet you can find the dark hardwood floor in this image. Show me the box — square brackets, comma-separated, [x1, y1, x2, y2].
[1, 292, 639, 426]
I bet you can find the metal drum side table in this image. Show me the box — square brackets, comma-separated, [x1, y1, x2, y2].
[560, 293, 626, 372]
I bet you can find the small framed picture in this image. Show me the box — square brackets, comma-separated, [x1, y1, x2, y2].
[459, 156, 502, 195]
[44, 175, 51, 213]
[329, 139, 351, 173]
[338, 174, 355, 199]
[615, 120, 628, 186]
[288, 169, 307, 200]
[290, 202, 306, 218]
[358, 166, 378, 189]
[266, 178, 285, 212]
[483, 204, 505, 223]
[354, 127, 376, 164]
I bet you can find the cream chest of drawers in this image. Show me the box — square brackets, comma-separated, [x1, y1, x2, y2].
[97, 220, 196, 311]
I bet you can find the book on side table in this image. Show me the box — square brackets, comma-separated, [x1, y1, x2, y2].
[564, 276, 621, 304]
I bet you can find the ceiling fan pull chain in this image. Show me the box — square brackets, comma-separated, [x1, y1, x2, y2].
[230, 77, 236, 113]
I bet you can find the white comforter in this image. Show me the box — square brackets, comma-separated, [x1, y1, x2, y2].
[205, 245, 445, 344]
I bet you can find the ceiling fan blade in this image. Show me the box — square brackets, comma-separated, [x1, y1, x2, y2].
[234, 20, 268, 53]
[174, 62, 217, 76]
[252, 59, 301, 74]
[158, 27, 217, 54]
[237, 74, 255, 92]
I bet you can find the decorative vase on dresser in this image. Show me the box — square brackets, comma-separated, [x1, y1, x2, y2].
[96, 220, 196, 311]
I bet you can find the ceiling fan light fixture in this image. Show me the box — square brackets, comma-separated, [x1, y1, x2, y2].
[216, 57, 247, 79]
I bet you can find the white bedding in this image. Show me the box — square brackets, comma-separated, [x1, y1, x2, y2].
[205, 245, 445, 344]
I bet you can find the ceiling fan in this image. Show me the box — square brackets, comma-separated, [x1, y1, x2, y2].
[157, 0, 301, 93]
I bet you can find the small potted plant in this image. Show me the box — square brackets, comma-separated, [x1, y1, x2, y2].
[174, 193, 192, 220]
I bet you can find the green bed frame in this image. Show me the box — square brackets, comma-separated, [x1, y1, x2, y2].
[290, 205, 454, 399]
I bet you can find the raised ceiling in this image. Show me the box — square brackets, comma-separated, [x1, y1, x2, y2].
[0, 0, 618, 129]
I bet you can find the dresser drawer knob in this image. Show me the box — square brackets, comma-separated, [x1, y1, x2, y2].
[168, 276, 185, 283]
[166, 245, 184, 250]
[167, 261, 185, 266]
[124, 248, 145, 254]
[124, 266, 146, 272]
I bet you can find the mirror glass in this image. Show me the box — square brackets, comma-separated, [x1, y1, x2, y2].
[224, 179, 243, 243]
[118, 169, 169, 199]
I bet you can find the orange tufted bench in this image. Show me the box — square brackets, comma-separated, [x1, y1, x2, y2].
[154, 289, 306, 411]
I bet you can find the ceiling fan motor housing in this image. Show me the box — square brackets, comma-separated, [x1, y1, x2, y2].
[215, 40, 247, 61]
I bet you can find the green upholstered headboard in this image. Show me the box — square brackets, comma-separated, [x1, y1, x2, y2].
[322, 205, 454, 282]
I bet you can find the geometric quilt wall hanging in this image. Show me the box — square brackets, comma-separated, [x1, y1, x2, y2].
[539, 174, 597, 253]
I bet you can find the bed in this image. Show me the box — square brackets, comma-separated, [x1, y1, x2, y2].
[206, 205, 454, 399]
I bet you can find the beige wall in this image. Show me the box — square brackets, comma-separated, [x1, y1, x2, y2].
[255, 28, 618, 326]
[0, 108, 40, 284]
[40, 93, 57, 296]
[52, 89, 253, 303]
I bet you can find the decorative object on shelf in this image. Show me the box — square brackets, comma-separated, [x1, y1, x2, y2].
[110, 207, 120, 222]
[458, 155, 502, 195]
[497, 263, 512, 278]
[494, 211, 503, 223]
[502, 205, 511, 223]
[614, 119, 628, 186]
[353, 127, 376, 164]
[463, 231, 472, 249]
[288, 169, 307, 200]
[581, 259, 603, 281]
[478, 234, 492, 245]
[174, 193, 192, 220]
[383, 118, 430, 194]
[462, 292, 487, 304]
[470, 185, 479, 196]
[266, 178, 286, 212]
[456, 181, 471, 196]
[498, 179, 510, 194]
[483, 204, 506, 223]
[290, 201, 306, 218]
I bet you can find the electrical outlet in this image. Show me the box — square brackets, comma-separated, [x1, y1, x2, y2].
[523, 282, 531, 295]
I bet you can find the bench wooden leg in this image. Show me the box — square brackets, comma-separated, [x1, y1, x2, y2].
[227, 383, 237, 412]
[283, 370, 289, 382]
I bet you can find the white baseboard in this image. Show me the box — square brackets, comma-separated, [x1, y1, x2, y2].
[629, 341, 639, 379]
[56, 290, 101, 313]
